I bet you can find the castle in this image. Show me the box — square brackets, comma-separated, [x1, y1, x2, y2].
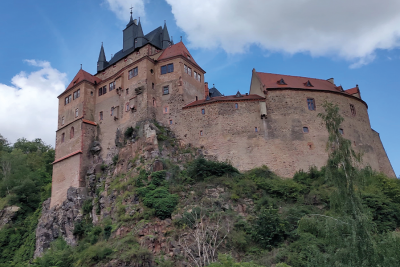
[51, 15, 396, 207]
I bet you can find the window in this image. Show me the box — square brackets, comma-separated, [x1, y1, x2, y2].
[61, 116, 65, 125]
[255, 127, 258, 132]
[164, 107, 168, 113]
[184, 65, 188, 73]
[73, 89, 80, 100]
[126, 88, 129, 95]
[194, 71, 197, 80]
[153, 98, 156, 107]
[303, 127, 309, 133]
[307, 98, 315, 111]
[128, 67, 138, 79]
[201, 108, 205, 115]
[163, 86, 169, 95]
[169, 120, 173, 125]
[75, 108, 79, 118]
[109, 82, 115, 91]
[198, 74, 201, 82]
[188, 67, 192, 76]
[152, 83, 155, 89]
[65, 95, 71, 105]
[102, 86, 107, 95]
[70, 127, 74, 139]
[350, 104, 356, 116]
[61, 133, 65, 143]
[339, 128, 344, 135]
[161, 63, 174, 74]
[195, 96, 198, 101]
[126, 103, 130, 112]
[235, 103, 238, 109]
[200, 130, 203, 136]
[98, 88, 103, 96]
[91, 91, 93, 96]
[111, 107, 114, 116]
[99, 111, 103, 120]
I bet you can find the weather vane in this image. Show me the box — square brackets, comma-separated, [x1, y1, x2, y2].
[130, 5, 133, 15]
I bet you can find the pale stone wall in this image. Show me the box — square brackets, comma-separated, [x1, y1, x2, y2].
[55, 119, 82, 159]
[50, 154, 81, 207]
[177, 89, 395, 178]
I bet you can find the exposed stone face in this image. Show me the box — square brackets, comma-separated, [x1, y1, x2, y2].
[34, 187, 88, 258]
[0, 206, 20, 230]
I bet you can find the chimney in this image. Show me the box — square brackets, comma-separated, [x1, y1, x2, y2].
[327, 78, 334, 84]
[204, 82, 209, 99]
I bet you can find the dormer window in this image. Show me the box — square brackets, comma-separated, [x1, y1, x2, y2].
[277, 78, 287, 85]
[235, 91, 242, 97]
[304, 80, 313, 87]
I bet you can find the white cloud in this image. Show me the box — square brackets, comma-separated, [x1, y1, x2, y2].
[104, 0, 146, 21]
[166, 0, 400, 66]
[0, 60, 67, 146]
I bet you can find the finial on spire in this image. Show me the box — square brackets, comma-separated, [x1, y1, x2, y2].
[80, 64, 82, 70]
[130, 5, 133, 15]
[180, 36, 182, 42]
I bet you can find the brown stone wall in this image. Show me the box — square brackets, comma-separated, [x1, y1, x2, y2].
[177, 89, 395, 178]
[55, 119, 82, 159]
[371, 130, 396, 177]
[50, 154, 81, 207]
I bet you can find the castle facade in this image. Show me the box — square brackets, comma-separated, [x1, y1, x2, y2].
[51, 16, 395, 207]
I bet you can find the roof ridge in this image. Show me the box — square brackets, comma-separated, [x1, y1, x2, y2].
[257, 71, 332, 83]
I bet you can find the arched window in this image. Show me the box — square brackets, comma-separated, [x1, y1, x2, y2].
[70, 127, 74, 139]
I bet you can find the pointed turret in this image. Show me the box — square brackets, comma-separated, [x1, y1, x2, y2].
[97, 43, 108, 72]
[162, 21, 171, 49]
[123, 12, 139, 52]
[135, 18, 145, 48]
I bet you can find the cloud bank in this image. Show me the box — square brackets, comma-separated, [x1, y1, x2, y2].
[105, 0, 146, 21]
[165, 0, 400, 67]
[0, 60, 67, 146]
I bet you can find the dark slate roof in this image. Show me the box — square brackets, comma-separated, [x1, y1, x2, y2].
[209, 86, 223, 97]
[97, 20, 171, 73]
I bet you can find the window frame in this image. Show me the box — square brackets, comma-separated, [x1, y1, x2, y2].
[350, 104, 356, 116]
[109, 81, 115, 91]
[303, 126, 309, 133]
[161, 63, 174, 75]
[307, 98, 316, 111]
[201, 108, 205, 115]
[75, 108, 79, 118]
[163, 85, 169, 95]
[99, 111, 103, 120]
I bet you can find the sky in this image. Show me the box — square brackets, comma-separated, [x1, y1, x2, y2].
[0, 0, 399, 176]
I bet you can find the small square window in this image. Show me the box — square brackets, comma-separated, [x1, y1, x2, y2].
[235, 103, 238, 109]
[339, 128, 344, 135]
[163, 86, 169, 95]
[164, 107, 168, 113]
[200, 130, 203, 136]
[303, 127, 309, 133]
[201, 108, 205, 115]
[99, 111, 103, 120]
[152, 83, 155, 89]
[126, 88, 129, 95]
[255, 127, 258, 132]
[169, 120, 173, 125]
[307, 98, 315, 111]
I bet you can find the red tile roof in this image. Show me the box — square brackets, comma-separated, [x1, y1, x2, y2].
[158, 42, 203, 71]
[52, 150, 82, 164]
[344, 87, 359, 95]
[82, 119, 97, 126]
[256, 72, 342, 93]
[65, 69, 102, 92]
[183, 94, 265, 109]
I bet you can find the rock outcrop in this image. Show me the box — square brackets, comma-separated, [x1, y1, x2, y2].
[0, 205, 20, 230]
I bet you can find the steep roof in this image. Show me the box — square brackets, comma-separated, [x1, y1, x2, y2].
[183, 94, 265, 109]
[345, 86, 359, 95]
[158, 42, 203, 71]
[256, 72, 342, 93]
[209, 86, 222, 97]
[64, 69, 102, 92]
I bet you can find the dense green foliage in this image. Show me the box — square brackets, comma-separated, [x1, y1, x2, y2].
[0, 135, 54, 266]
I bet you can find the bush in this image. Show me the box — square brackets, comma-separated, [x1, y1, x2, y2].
[252, 208, 288, 249]
[124, 126, 134, 138]
[188, 158, 239, 181]
[82, 199, 93, 215]
[151, 170, 167, 186]
[142, 187, 179, 219]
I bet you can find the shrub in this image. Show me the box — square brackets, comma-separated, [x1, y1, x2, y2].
[112, 154, 119, 165]
[187, 158, 239, 181]
[82, 199, 93, 215]
[142, 187, 179, 219]
[252, 208, 288, 249]
[151, 170, 167, 186]
[124, 126, 134, 138]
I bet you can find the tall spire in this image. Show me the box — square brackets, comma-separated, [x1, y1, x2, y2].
[135, 17, 145, 48]
[97, 42, 108, 72]
[162, 20, 171, 49]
